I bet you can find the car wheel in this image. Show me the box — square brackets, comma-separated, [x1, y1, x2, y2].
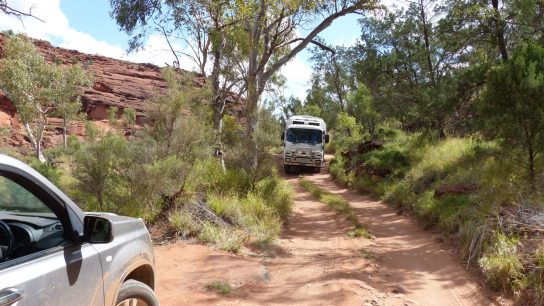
[116, 280, 159, 306]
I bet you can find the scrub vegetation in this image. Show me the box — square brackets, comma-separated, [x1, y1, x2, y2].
[1, 64, 293, 253]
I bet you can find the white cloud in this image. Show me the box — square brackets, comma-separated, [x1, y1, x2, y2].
[335, 35, 359, 48]
[0, 0, 192, 69]
[281, 54, 313, 101]
[123, 34, 196, 71]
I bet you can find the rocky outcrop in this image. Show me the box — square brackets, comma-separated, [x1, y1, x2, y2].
[0, 33, 245, 151]
[434, 184, 479, 198]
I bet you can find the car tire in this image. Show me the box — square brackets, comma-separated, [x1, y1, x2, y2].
[116, 279, 159, 306]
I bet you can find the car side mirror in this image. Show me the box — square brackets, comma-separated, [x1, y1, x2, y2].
[325, 134, 330, 144]
[84, 216, 113, 244]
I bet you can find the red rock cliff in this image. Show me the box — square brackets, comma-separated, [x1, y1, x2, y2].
[0, 34, 244, 151]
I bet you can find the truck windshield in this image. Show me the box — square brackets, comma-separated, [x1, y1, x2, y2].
[286, 128, 323, 145]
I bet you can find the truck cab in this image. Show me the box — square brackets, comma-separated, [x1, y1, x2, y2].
[282, 115, 329, 173]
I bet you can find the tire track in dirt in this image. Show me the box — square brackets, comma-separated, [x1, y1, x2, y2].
[303, 160, 505, 306]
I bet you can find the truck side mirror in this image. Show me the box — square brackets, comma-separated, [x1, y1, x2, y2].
[281, 133, 285, 141]
[325, 134, 330, 144]
[84, 216, 113, 244]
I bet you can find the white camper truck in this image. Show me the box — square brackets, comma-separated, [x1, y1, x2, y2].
[282, 115, 329, 173]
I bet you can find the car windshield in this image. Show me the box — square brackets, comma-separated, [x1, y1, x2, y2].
[286, 128, 323, 145]
[0, 176, 53, 214]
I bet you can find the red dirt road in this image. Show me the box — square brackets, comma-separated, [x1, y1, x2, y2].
[154, 169, 506, 305]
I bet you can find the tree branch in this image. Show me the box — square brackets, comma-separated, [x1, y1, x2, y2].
[0, 1, 44, 22]
[262, 1, 371, 83]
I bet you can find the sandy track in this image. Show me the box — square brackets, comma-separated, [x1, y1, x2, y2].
[154, 166, 504, 305]
[303, 171, 502, 306]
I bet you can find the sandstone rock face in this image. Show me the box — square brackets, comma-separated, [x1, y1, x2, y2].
[0, 33, 244, 151]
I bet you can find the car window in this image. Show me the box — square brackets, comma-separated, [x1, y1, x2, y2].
[0, 176, 53, 214]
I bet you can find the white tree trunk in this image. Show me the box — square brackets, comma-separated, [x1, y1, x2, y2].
[23, 122, 45, 163]
[63, 117, 68, 149]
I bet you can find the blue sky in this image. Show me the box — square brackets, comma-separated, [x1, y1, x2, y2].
[0, 0, 363, 101]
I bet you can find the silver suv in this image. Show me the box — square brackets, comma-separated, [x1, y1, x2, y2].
[0, 154, 159, 306]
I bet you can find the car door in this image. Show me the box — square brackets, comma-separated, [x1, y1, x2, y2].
[0, 173, 105, 306]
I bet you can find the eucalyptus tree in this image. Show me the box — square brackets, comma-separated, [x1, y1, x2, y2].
[0, 35, 52, 162]
[232, 0, 378, 135]
[50, 64, 93, 149]
[110, 0, 243, 131]
[110, 0, 247, 171]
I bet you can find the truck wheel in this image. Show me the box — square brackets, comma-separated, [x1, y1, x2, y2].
[314, 167, 321, 174]
[284, 165, 291, 174]
[116, 279, 159, 306]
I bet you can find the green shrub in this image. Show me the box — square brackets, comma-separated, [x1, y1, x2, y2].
[413, 190, 439, 227]
[29, 159, 61, 186]
[169, 208, 200, 237]
[185, 159, 252, 196]
[208, 192, 282, 243]
[330, 154, 353, 187]
[383, 181, 416, 209]
[479, 233, 523, 291]
[205, 280, 232, 295]
[407, 138, 476, 192]
[255, 176, 293, 220]
[347, 226, 372, 238]
[364, 145, 409, 177]
[436, 195, 473, 234]
[241, 193, 281, 242]
[198, 222, 243, 253]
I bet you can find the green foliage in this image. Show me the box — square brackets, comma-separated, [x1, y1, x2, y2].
[347, 83, 379, 137]
[224, 105, 282, 183]
[0, 34, 92, 156]
[479, 43, 544, 185]
[107, 106, 118, 124]
[329, 129, 543, 301]
[347, 227, 372, 239]
[222, 115, 243, 147]
[123, 107, 137, 128]
[0, 35, 53, 161]
[29, 159, 61, 186]
[0, 34, 48, 124]
[205, 280, 232, 295]
[334, 112, 363, 150]
[254, 176, 293, 220]
[186, 158, 251, 196]
[479, 234, 523, 292]
[406, 138, 476, 193]
[198, 223, 243, 253]
[169, 208, 200, 237]
[73, 132, 129, 211]
[364, 145, 409, 177]
[49, 63, 93, 146]
[207, 192, 282, 243]
[330, 154, 354, 187]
